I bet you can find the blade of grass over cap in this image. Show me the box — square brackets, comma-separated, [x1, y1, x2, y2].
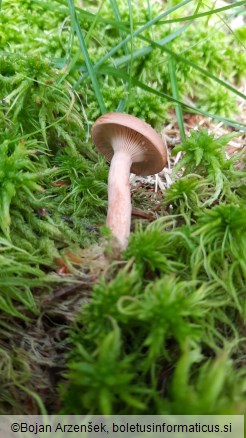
[74, 23, 191, 90]
[84, 0, 104, 45]
[109, 0, 129, 56]
[110, 0, 132, 112]
[113, 34, 246, 103]
[74, 0, 243, 90]
[220, 17, 246, 51]
[124, 0, 134, 113]
[168, 55, 186, 143]
[144, 37, 246, 102]
[73, 0, 193, 89]
[146, 0, 153, 38]
[156, 0, 246, 25]
[31, 0, 125, 30]
[31, 0, 91, 17]
[98, 66, 246, 131]
[113, 24, 191, 68]
[68, 0, 106, 114]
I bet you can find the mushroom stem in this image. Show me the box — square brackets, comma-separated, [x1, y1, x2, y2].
[106, 150, 132, 249]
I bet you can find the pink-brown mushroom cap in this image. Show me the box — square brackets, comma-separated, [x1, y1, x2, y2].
[91, 112, 167, 176]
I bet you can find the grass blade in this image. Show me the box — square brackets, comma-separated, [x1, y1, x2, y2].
[73, 0, 193, 89]
[168, 55, 186, 143]
[98, 66, 246, 131]
[156, 0, 246, 24]
[124, 0, 134, 113]
[113, 35, 246, 102]
[67, 0, 106, 114]
[109, 0, 131, 112]
[74, 23, 190, 90]
[84, 0, 105, 45]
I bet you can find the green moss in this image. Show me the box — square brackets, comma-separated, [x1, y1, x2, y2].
[0, 0, 245, 416]
[172, 129, 239, 204]
[61, 126, 246, 414]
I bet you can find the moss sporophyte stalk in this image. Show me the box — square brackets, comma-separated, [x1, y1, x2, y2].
[0, 0, 245, 415]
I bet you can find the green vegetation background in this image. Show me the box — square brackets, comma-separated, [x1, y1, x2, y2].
[0, 0, 245, 414]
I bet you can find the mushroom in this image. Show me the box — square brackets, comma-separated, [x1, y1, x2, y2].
[91, 112, 167, 249]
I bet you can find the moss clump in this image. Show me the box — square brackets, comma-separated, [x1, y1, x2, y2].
[0, 0, 245, 415]
[2, 0, 245, 123]
[61, 130, 246, 415]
